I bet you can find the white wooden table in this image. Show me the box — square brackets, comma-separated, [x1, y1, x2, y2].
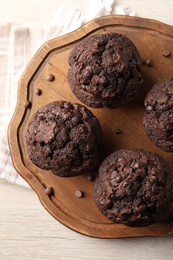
[1, 1, 173, 259]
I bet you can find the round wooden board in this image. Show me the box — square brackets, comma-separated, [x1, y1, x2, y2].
[8, 15, 173, 238]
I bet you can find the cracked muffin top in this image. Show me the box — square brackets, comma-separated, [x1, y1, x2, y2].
[68, 33, 143, 108]
[94, 149, 173, 226]
[26, 101, 101, 177]
[144, 78, 173, 152]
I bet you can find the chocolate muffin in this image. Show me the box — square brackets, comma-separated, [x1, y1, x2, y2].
[144, 79, 173, 152]
[68, 33, 143, 108]
[94, 149, 173, 226]
[26, 101, 101, 177]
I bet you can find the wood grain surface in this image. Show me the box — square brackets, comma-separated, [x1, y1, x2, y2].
[8, 15, 173, 238]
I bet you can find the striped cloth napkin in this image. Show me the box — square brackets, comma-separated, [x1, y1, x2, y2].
[0, 0, 134, 188]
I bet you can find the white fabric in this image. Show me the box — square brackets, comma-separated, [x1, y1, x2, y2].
[0, 0, 134, 188]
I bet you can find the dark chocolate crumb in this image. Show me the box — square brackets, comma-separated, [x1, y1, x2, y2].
[162, 50, 171, 57]
[75, 190, 84, 198]
[146, 59, 153, 67]
[24, 100, 31, 109]
[46, 74, 55, 82]
[35, 88, 42, 96]
[45, 187, 54, 196]
[87, 174, 95, 182]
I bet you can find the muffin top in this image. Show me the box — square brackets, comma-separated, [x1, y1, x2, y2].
[68, 33, 143, 108]
[26, 101, 101, 177]
[94, 149, 173, 226]
[144, 78, 173, 152]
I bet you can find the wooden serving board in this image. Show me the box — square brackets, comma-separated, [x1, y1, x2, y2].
[8, 15, 173, 238]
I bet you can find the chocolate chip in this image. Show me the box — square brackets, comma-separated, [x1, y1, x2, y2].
[87, 174, 95, 181]
[75, 190, 84, 198]
[24, 100, 31, 109]
[72, 116, 81, 125]
[60, 101, 65, 108]
[162, 50, 171, 57]
[133, 162, 139, 169]
[46, 74, 55, 82]
[115, 175, 122, 183]
[37, 113, 44, 120]
[47, 113, 55, 120]
[146, 59, 153, 67]
[114, 128, 123, 135]
[81, 85, 86, 90]
[45, 187, 53, 196]
[146, 105, 153, 111]
[109, 165, 116, 173]
[64, 102, 73, 109]
[82, 65, 92, 81]
[35, 88, 42, 96]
